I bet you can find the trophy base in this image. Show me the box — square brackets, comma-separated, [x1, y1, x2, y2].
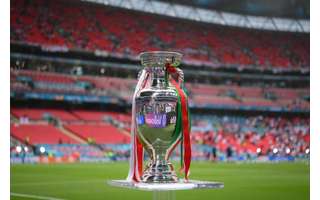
[108, 179, 224, 191]
[141, 162, 178, 183]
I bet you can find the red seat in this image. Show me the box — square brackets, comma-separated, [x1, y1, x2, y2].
[11, 108, 78, 121]
[11, 0, 309, 70]
[11, 124, 78, 144]
[65, 124, 130, 144]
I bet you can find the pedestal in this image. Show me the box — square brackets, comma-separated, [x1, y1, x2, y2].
[108, 179, 224, 200]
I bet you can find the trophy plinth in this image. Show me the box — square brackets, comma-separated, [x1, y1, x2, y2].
[108, 179, 224, 191]
[108, 179, 224, 200]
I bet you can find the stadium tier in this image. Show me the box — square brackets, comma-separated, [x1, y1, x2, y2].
[10, 109, 310, 161]
[11, 108, 79, 121]
[70, 110, 113, 122]
[11, 108, 131, 123]
[64, 124, 130, 144]
[11, 0, 309, 70]
[72, 110, 131, 123]
[11, 124, 79, 144]
[191, 115, 309, 156]
[40, 144, 106, 158]
[10, 0, 309, 165]
[11, 69, 310, 111]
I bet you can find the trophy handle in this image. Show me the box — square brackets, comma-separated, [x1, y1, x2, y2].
[167, 67, 184, 87]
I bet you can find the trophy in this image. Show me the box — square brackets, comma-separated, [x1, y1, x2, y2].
[123, 51, 191, 183]
[108, 51, 223, 194]
[134, 51, 186, 183]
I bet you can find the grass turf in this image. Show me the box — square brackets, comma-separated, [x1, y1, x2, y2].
[11, 162, 309, 200]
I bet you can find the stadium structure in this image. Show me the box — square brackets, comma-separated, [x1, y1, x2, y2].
[10, 0, 310, 166]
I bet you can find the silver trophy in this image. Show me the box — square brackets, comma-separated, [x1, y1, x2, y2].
[108, 52, 224, 195]
[135, 51, 183, 183]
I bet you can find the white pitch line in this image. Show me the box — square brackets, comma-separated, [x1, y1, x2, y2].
[11, 192, 66, 200]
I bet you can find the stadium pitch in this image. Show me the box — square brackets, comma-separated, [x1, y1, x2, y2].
[11, 162, 309, 200]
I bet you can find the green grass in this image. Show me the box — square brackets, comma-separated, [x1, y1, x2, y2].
[11, 162, 309, 200]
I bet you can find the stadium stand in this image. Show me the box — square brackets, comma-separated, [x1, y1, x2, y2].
[10, 110, 309, 161]
[191, 115, 310, 157]
[11, 124, 79, 144]
[11, 108, 79, 121]
[11, 0, 309, 70]
[71, 110, 131, 123]
[43, 144, 105, 158]
[70, 110, 112, 122]
[11, 69, 310, 110]
[10, 0, 309, 164]
[64, 124, 130, 144]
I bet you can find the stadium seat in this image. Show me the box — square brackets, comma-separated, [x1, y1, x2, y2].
[11, 124, 79, 144]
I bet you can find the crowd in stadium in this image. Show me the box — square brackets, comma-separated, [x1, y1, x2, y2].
[191, 115, 309, 160]
[11, 0, 309, 70]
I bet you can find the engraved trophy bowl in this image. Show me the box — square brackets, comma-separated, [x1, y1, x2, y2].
[135, 51, 183, 183]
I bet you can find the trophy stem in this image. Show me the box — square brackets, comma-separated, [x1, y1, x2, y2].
[153, 191, 176, 200]
[142, 156, 178, 183]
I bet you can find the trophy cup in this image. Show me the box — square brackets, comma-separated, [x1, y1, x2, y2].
[135, 51, 183, 183]
[108, 51, 223, 197]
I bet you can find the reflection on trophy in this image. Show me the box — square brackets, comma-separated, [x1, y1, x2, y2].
[134, 51, 185, 183]
[109, 51, 223, 191]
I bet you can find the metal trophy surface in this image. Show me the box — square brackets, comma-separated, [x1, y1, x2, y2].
[108, 51, 224, 199]
[136, 51, 182, 183]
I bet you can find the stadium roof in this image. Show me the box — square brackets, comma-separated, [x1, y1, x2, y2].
[158, 0, 309, 19]
[84, 0, 309, 33]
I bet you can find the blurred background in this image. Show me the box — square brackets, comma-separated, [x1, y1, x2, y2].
[10, 0, 310, 199]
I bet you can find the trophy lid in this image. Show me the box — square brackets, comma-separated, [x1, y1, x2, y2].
[139, 51, 183, 67]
